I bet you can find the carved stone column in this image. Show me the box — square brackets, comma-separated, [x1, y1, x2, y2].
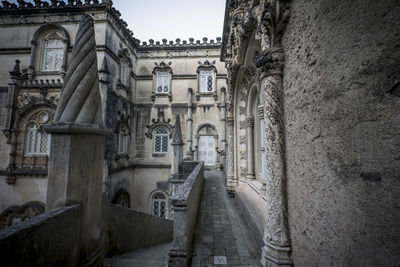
[257, 47, 292, 266]
[258, 104, 267, 190]
[220, 87, 227, 168]
[226, 115, 236, 197]
[246, 116, 255, 179]
[186, 88, 194, 159]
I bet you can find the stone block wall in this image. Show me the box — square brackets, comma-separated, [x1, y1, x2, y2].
[283, 0, 400, 265]
[102, 201, 173, 257]
[0, 204, 81, 267]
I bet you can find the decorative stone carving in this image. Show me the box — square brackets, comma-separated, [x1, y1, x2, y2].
[53, 15, 103, 126]
[145, 108, 174, 139]
[0, 201, 45, 230]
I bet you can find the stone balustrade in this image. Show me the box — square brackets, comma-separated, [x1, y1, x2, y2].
[169, 161, 204, 267]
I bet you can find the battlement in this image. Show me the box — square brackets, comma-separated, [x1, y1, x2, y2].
[139, 37, 222, 49]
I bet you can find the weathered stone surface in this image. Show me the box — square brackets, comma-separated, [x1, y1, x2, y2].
[282, 0, 400, 265]
[102, 201, 173, 257]
[54, 15, 103, 126]
[0, 204, 81, 267]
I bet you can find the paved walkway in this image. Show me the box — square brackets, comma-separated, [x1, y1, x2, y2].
[191, 170, 260, 267]
[105, 170, 260, 267]
[104, 242, 171, 267]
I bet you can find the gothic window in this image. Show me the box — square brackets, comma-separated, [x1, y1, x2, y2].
[120, 57, 130, 87]
[118, 124, 130, 155]
[199, 70, 215, 93]
[152, 192, 167, 218]
[156, 71, 170, 93]
[154, 128, 169, 153]
[25, 122, 50, 155]
[42, 37, 64, 72]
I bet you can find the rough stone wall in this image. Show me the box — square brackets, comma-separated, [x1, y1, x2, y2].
[102, 201, 173, 256]
[282, 0, 400, 265]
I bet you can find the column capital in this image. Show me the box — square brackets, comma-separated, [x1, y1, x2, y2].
[227, 116, 235, 126]
[255, 47, 285, 78]
[246, 116, 254, 127]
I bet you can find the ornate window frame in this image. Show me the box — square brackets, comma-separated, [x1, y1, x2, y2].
[117, 47, 132, 95]
[153, 127, 169, 154]
[28, 24, 69, 79]
[151, 61, 172, 101]
[150, 191, 168, 218]
[196, 60, 217, 100]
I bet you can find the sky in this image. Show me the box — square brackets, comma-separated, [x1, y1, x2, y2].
[113, 0, 226, 43]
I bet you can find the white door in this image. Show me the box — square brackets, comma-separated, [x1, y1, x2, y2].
[198, 136, 215, 166]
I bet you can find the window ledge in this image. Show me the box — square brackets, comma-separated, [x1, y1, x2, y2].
[151, 92, 172, 101]
[196, 91, 217, 100]
[152, 153, 168, 157]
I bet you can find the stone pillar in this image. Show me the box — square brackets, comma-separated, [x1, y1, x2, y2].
[220, 87, 227, 169]
[169, 115, 185, 219]
[226, 115, 236, 197]
[186, 88, 194, 159]
[257, 48, 292, 266]
[46, 123, 109, 266]
[246, 116, 255, 179]
[28, 41, 36, 80]
[258, 105, 267, 190]
[45, 15, 108, 266]
[4, 60, 21, 185]
[171, 115, 184, 176]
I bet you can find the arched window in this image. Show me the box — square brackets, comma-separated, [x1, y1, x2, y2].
[118, 124, 130, 155]
[152, 192, 167, 218]
[25, 122, 50, 155]
[154, 128, 169, 153]
[112, 189, 131, 208]
[42, 34, 64, 72]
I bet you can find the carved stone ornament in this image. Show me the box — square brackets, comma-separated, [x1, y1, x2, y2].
[145, 108, 174, 139]
[53, 15, 103, 126]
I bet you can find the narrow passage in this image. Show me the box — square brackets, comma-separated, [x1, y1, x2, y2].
[191, 170, 260, 267]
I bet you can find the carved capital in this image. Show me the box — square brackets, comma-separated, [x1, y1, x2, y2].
[256, 47, 284, 77]
[227, 116, 235, 126]
[246, 116, 254, 127]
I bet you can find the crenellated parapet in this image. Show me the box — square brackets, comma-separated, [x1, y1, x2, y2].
[139, 37, 222, 50]
[0, 0, 139, 49]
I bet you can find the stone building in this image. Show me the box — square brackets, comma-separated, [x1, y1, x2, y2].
[0, 0, 399, 266]
[221, 0, 400, 266]
[0, 0, 226, 225]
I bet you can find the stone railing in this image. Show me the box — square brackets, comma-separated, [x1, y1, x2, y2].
[103, 201, 173, 256]
[169, 161, 204, 267]
[0, 204, 82, 267]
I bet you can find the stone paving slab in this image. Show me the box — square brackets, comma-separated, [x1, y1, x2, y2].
[191, 170, 260, 267]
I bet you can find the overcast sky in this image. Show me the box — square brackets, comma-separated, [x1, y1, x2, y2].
[5, 0, 226, 43]
[113, 0, 226, 43]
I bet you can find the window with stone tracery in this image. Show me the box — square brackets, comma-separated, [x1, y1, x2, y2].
[25, 122, 50, 155]
[199, 70, 215, 92]
[154, 128, 169, 153]
[43, 38, 64, 71]
[156, 71, 170, 93]
[118, 124, 130, 155]
[152, 192, 167, 218]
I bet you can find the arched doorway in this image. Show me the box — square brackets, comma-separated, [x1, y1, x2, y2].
[196, 124, 218, 167]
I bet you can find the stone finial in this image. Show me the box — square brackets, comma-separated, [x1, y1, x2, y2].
[176, 38, 181, 44]
[162, 38, 167, 44]
[172, 115, 184, 146]
[10, 59, 21, 77]
[202, 37, 208, 43]
[169, 40, 174, 45]
[53, 15, 103, 126]
[189, 38, 194, 44]
[149, 39, 154, 45]
[216, 37, 222, 43]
